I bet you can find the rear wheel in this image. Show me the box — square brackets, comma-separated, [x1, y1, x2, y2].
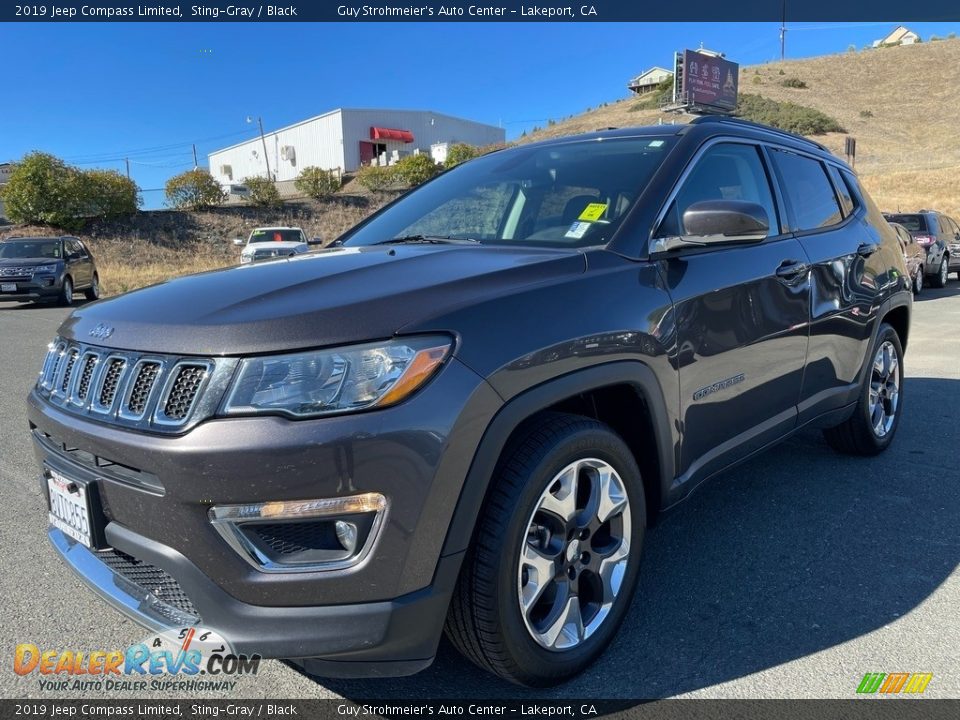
[84, 273, 100, 301]
[58, 277, 74, 307]
[931, 257, 949, 288]
[823, 323, 903, 456]
[445, 412, 645, 687]
[913, 268, 923, 295]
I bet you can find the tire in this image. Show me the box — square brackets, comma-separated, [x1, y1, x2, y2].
[84, 273, 100, 301]
[445, 412, 646, 687]
[913, 268, 923, 295]
[58, 276, 74, 307]
[823, 323, 904, 456]
[931, 257, 949, 288]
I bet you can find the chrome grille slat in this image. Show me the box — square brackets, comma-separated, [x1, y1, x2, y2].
[34, 337, 231, 434]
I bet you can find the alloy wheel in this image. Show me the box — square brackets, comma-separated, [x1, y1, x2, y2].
[940, 260, 948, 286]
[517, 458, 631, 651]
[868, 340, 900, 438]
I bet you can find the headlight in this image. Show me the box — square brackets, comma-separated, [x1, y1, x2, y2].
[221, 336, 452, 418]
[35, 264, 59, 274]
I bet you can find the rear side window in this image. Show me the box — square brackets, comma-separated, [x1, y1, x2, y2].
[827, 165, 856, 217]
[659, 142, 779, 237]
[886, 214, 927, 233]
[770, 150, 842, 231]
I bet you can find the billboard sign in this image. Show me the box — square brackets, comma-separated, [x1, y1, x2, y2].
[675, 50, 739, 112]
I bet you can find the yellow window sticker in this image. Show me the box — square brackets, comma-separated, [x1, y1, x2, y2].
[578, 203, 607, 222]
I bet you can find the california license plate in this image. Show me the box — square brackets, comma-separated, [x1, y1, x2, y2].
[47, 470, 93, 547]
[1, 283, 16, 292]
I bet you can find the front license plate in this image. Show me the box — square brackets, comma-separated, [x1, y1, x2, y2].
[47, 470, 93, 547]
[1, 283, 16, 292]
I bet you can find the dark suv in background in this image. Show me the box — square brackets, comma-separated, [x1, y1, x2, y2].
[27, 117, 911, 687]
[0, 236, 100, 306]
[884, 210, 960, 287]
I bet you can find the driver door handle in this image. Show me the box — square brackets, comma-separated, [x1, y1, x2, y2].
[775, 259, 809, 278]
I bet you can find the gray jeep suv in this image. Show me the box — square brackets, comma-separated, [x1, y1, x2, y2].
[27, 117, 911, 687]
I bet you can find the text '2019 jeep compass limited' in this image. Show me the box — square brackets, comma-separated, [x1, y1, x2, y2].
[28, 117, 911, 687]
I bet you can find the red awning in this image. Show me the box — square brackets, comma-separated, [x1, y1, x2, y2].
[370, 127, 414, 143]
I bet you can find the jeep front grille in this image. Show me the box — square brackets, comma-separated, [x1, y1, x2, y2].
[35, 337, 238, 434]
[125, 361, 162, 416]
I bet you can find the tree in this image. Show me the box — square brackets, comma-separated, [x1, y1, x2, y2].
[294, 166, 341, 200]
[245, 176, 282, 207]
[394, 154, 440, 187]
[164, 168, 226, 210]
[0, 152, 83, 228]
[82, 170, 140, 218]
[355, 164, 397, 192]
[444, 143, 482, 168]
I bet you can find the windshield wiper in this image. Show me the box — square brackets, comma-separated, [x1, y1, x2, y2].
[374, 234, 481, 246]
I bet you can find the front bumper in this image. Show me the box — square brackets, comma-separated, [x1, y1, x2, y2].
[0, 277, 61, 301]
[29, 356, 502, 673]
[48, 524, 462, 675]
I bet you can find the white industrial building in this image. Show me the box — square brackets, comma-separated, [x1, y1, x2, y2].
[208, 108, 505, 188]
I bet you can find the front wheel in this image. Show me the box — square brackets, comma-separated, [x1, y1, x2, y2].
[445, 412, 645, 687]
[913, 268, 923, 295]
[823, 323, 904, 456]
[84, 273, 100, 301]
[58, 276, 74, 307]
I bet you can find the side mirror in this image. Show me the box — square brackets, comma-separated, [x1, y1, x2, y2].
[682, 200, 769, 240]
[653, 200, 769, 253]
[307, 236, 324, 246]
[232, 238, 245, 247]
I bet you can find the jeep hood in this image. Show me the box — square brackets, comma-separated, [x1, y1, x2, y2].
[59, 245, 586, 355]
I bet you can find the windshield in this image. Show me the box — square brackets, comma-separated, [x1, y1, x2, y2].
[342, 137, 676, 249]
[886, 214, 926, 232]
[0, 239, 62, 259]
[249, 229, 303, 244]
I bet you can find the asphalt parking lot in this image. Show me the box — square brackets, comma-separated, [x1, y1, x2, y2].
[1, 287, 958, 701]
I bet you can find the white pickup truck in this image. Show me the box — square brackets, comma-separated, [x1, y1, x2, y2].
[235, 226, 314, 264]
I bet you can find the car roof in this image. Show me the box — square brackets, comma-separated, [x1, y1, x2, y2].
[2, 236, 64, 242]
[511, 115, 843, 168]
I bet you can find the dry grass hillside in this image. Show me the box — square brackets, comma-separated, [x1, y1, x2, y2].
[525, 38, 960, 216]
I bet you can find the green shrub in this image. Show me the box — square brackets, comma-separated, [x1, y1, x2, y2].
[356, 164, 397, 192]
[948, 32, 956, 39]
[393, 154, 440, 187]
[930, 35, 941, 42]
[294, 166, 340, 200]
[848, 44, 857, 52]
[752, 75, 763, 85]
[780, 77, 808, 89]
[778, 69, 786, 75]
[82, 170, 140, 218]
[859, 109, 874, 118]
[444, 143, 483, 168]
[0, 152, 139, 229]
[630, 76, 674, 111]
[245, 176, 282, 207]
[164, 168, 226, 210]
[735, 94, 845, 135]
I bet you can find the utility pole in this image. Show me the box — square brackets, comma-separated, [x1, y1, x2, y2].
[125, 158, 130, 179]
[257, 117, 271, 180]
[779, 1, 787, 61]
[192, 144, 198, 168]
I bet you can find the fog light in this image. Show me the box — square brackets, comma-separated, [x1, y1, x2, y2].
[209, 492, 387, 573]
[335, 520, 358, 553]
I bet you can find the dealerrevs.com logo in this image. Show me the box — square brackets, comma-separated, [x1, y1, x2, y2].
[14, 628, 260, 692]
[856, 672, 933, 695]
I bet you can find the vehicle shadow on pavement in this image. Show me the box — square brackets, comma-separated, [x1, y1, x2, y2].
[2, 299, 93, 311]
[914, 285, 960, 301]
[308, 377, 960, 699]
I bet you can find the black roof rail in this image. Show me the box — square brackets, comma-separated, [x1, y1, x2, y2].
[689, 115, 831, 153]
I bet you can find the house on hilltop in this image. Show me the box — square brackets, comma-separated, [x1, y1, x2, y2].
[627, 67, 673, 95]
[873, 26, 921, 47]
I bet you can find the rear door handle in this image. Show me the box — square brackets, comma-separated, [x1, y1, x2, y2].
[857, 242, 879, 257]
[775, 260, 809, 278]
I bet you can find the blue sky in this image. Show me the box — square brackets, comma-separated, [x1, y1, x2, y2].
[2, 21, 957, 208]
